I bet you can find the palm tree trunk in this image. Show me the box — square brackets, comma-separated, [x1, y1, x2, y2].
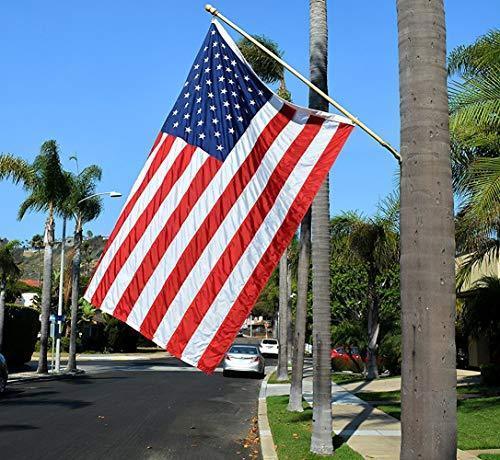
[276, 251, 289, 381]
[67, 217, 82, 372]
[366, 300, 380, 380]
[0, 277, 6, 352]
[288, 209, 311, 412]
[37, 208, 55, 374]
[309, 0, 333, 454]
[286, 263, 293, 363]
[397, 1, 457, 458]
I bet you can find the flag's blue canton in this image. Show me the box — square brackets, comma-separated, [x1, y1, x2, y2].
[162, 23, 273, 162]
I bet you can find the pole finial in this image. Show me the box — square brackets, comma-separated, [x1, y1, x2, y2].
[205, 4, 218, 15]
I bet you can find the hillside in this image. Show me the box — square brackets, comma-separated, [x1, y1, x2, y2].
[18, 236, 108, 281]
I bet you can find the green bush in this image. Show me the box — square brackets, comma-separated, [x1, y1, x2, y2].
[379, 333, 402, 374]
[104, 317, 139, 353]
[331, 355, 363, 373]
[481, 364, 500, 386]
[2, 304, 40, 367]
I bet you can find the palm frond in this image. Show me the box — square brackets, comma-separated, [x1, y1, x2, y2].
[17, 192, 47, 220]
[237, 35, 284, 84]
[0, 154, 35, 187]
[448, 29, 500, 78]
[456, 240, 499, 289]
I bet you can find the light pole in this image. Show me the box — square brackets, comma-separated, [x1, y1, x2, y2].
[54, 191, 122, 373]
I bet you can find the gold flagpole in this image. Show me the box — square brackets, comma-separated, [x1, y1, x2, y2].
[205, 4, 401, 163]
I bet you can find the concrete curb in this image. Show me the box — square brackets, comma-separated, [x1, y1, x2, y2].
[258, 367, 278, 460]
[8, 370, 87, 384]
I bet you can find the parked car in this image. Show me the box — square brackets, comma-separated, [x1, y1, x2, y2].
[259, 339, 279, 357]
[222, 345, 265, 377]
[331, 346, 362, 361]
[0, 353, 8, 393]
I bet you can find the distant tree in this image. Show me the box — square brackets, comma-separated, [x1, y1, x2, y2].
[62, 165, 102, 372]
[30, 234, 44, 250]
[238, 33, 294, 383]
[0, 141, 69, 373]
[0, 241, 21, 351]
[86, 230, 93, 239]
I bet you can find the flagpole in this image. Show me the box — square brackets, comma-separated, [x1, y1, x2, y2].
[204, 4, 401, 163]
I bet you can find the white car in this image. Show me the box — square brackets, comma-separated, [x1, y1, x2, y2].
[259, 339, 279, 356]
[222, 345, 265, 377]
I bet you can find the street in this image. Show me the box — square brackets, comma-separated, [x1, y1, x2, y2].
[0, 353, 276, 460]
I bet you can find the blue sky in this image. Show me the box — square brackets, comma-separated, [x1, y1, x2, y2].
[1, 0, 498, 241]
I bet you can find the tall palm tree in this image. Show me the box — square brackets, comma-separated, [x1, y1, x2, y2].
[309, 0, 333, 454]
[0, 241, 21, 351]
[288, 209, 311, 411]
[238, 34, 294, 382]
[64, 165, 102, 372]
[330, 211, 399, 379]
[0, 141, 69, 373]
[396, 1, 457, 457]
[448, 30, 500, 287]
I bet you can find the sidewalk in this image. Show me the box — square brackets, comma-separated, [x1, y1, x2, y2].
[264, 374, 479, 460]
[8, 351, 171, 382]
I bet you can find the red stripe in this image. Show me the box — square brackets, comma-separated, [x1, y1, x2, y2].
[138, 103, 296, 339]
[95, 134, 175, 270]
[196, 123, 354, 373]
[166, 116, 324, 357]
[149, 132, 164, 158]
[112, 155, 222, 323]
[91, 142, 197, 307]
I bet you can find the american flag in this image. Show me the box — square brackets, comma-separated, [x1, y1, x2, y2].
[84, 19, 353, 373]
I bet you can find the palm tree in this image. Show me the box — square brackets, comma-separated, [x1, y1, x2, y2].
[396, 1, 457, 457]
[288, 209, 311, 411]
[238, 34, 294, 382]
[309, 0, 333, 454]
[0, 241, 21, 351]
[330, 211, 399, 379]
[64, 165, 102, 372]
[0, 141, 69, 373]
[448, 30, 500, 286]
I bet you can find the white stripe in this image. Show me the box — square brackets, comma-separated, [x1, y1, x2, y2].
[85, 136, 186, 301]
[99, 148, 208, 314]
[181, 120, 340, 365]
[124, 133, 168, 207]
[125, 97, 283, 329]
[151, 111, 308, 347]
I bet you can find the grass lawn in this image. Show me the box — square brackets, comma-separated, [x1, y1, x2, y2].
[479, 455, 500, 460]
[267, 395, 362, 459]
[268, 370, 291, 384]
[331, 373, 365, 385]
[356, 389, 500, 450]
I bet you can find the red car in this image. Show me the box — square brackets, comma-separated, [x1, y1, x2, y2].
[330, 346, 362, 361]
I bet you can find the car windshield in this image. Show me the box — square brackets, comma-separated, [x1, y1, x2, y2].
[229, 346, 258, 355]
[262, 340, 277, 344]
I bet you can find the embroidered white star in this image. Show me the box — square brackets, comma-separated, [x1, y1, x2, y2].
[226, 114, 232, 121]
[197, 120, 204, 126]
[173, 121, 179, 128]
[220, 88, 227, 95]
[208, 92, 214, 98]
[184, 113, 190, 120]
[199, 132, 206, 139]
[194, 64, 200, 70]
[173, 109, 178, 115]
[223, 100, 230, 107]
[216, 144, 224, 151]
[185, 126, 192, 133]
[206, 79, 212, 86]
[214, 131, 221, 137]
[195, 85, 201, 91]
[209, 105, 216, 111]
[212, 118, 219, 125]
[228, 127, 235, 134]
[184, 92, 190, 98]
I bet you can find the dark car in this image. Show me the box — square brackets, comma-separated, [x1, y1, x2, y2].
[0, 353, 8, 393]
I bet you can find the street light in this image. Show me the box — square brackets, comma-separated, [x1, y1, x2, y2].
[78, 191, 122, 204]
[54, 190, 122, 373]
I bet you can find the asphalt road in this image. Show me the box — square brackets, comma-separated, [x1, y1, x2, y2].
[1, 352, 276, 460]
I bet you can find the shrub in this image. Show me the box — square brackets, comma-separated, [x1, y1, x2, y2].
[2, 304, 40, 367]
[331, 355, 363, 373]
[481, 364, 500, 386]
[379, 333, 402, 374]
[104, 317, 139, 353]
